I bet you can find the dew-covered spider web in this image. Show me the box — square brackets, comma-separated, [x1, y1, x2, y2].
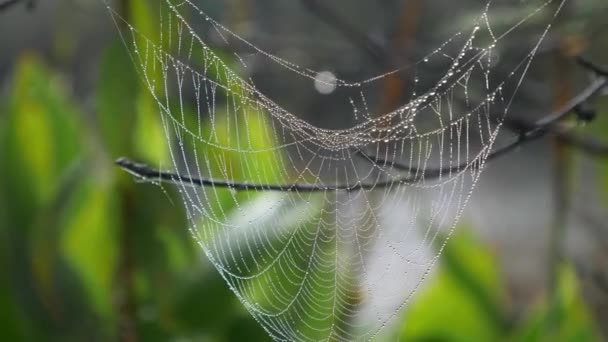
[107, 0, 566, 340]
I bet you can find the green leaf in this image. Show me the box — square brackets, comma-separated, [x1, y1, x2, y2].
[0, 55, 86, 339]
[513, 265, 600, 342]
[1, 55, 82, 214]
[398, 229, 507, 342]
[97, 42, 140, 157]
[60, 178, 119, 319]
[127, 0, 168, 98]
[590, 97, 608, 205]
[133, 93, 169, 163]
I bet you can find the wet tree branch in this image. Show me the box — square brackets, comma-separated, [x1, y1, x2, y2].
[116, 157, 421, 193]
[359, 72, 608, 174]
[0, 0, 35, 11]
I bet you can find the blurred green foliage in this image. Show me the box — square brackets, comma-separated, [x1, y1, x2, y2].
[0, 40, 268, 342]
[593, 96, 608, 203]
[0, 1, 605, 341]
[398, 231, 600, 342]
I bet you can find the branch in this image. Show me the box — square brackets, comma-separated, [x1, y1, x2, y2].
[577, 56, 608, 77]
[116, 158, 419, 193]
[0, 0, 34, 11]
[0, 0, 20, 10]
[357, 57, 608, 175]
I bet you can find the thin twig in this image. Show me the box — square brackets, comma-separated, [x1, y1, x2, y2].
[0, 0, 34, 11]
[359, 75, 608, 173]
[0, 0, 20, 10]
[577, 56, 608, 77]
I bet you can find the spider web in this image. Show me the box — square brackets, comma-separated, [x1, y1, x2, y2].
[107, 0, 566, 340]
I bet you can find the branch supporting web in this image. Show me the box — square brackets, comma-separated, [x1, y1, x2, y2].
[107, 0, 566, 340]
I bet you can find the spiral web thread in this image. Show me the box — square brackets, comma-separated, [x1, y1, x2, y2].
[107, 0, 566, 340]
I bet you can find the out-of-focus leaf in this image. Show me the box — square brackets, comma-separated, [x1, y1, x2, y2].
[133, 94, 169, 163]
[1, 55, 81, 213]
[398, 229, 506, 342]
[129, 0, 159, 47]
[0, 251, 30, 341]
[512, 265, 600, 341]
[591, 97, 608, 204]
[0, 54, 85, 339]
[174, 269, 245, 336]
[60, 177, 119, 320]
[156, 224, 192, 273]
[127, 0, 167, 96]
[97, 42, 139, 156]
[101, 3, 172, 163]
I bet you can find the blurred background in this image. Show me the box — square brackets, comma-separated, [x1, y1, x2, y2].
[1, 0, 608, 341]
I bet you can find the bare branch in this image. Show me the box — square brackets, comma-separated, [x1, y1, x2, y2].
[116, 158, 420, 193]
[359, 74, 608, 175]
[0, 0, 34, 11]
